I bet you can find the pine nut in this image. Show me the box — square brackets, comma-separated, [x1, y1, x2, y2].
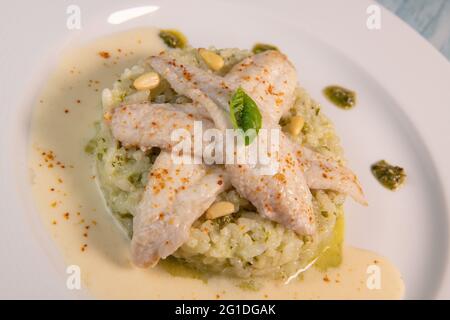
[133, 72, 160, 90]
[286, 116, 305, 136]
[198, 48, 224, 71]
[205, 201, 235, 219]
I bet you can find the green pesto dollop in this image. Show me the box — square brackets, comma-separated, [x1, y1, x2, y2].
[323, 85, 356, 110]
[158, 29, 187, 48]
[371, 160, 406, 191]
[252, 43, 279, 54]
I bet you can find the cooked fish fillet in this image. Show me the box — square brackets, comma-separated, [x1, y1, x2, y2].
[224, 50, 298, 126]
[111, 104, 365, 227]
[111, 103, 214, 152]
[131, 151, 229, 267]
[150, 51, 316, 235]
[110, 102, 365, 204]
[108, 48, 367, 269]
[226, 55, 365, 204]
[148, 55, 231, 131]
[297, 146, 367, 205]
[148, 50, 297, 126]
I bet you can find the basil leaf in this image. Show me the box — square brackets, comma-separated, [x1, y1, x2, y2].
[229, 87, 262, 145]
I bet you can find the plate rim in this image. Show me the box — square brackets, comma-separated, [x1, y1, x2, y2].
[0, 0, 449, 299]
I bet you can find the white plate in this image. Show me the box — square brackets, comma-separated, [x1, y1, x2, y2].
[0, 0, 449, 299]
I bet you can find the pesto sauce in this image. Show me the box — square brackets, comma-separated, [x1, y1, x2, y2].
[252, 43, 279, 54]
[30, 27, 405, 299]
[323, 85, 356, 109]
[158, 29, 187, 49]
[371, 160, 406, 191]
[237, 279, 263, 291]
[159, 256, 209, 283]
[84, 138, 97, 154]
[315, 212, 344, 271]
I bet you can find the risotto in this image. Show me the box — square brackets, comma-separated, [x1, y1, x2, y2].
[86, 45, 347, 279]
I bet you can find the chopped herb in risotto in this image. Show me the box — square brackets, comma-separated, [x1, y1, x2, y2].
[86, 30, 367, 279]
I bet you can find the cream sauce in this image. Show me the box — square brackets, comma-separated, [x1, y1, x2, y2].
[29, 27, 404, 299]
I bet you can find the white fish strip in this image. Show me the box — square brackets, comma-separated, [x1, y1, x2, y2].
[131, 151, 229, 267]
[150, 52, 316, 235]
[111, 103, 214, 151]
[110, 103, 365, 204]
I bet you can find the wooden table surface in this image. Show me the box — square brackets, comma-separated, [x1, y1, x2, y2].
[378, 0, 450, 60]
